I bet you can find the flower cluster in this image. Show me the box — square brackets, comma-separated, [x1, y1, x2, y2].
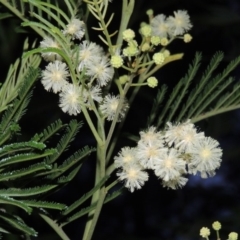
[40, 18, 127, 120]
[115, 120, 222, 192]
[150, 10, 192, 39]
[200, 221, 238, 240]
[109, 10, 192, 91]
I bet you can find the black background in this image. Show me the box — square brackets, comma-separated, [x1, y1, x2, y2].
[1, 0, 240, 239]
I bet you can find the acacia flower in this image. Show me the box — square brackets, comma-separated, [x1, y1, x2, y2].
[40, 36, 62, 61]
[59, 84, 82, 115]
[188, 137, 223, 178]
[41, 60, 69, 93]
[86, 56, 114, 86]
[162, 175, 188, 190]
[175, 128, 205, 152]
[153, 148, 186, 181]
[99, 94, 129, 121]
[150, 14, 172, 38]
[81, 85, 103, 109]
[117, 164, 149, 192]
[136, 141, 167, 169]
[164, 120, 195, 147]
[167, 10, 192, 36]
[63, 18, 85, 40]
[78, 40, 104, 71]
[88, 85, 103, 104]
[114, 147, 138, 169]
[139, 126, 163, 145]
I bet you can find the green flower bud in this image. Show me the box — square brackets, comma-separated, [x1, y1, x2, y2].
[228, 232, 238, 240]
[153, 52, 165, 65]
[141, 43, 150, 52]
[111, 55, 123, 68]
[212, 221, 221, 231]
[184, 33, 192, 43]
[200, 227, 211, 238]
[151, 36, 161, 46]
[123, 29, 135, 41]
[160, 37, 169, 46]
[146, 9, 153, 16]
[119, 75, 129, 84]
[147, 77, 158, 88]
[140, 25, 152, 37]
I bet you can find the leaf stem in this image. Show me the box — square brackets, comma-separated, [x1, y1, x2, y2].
[191, 104, 240, 123]
[39, 213, 70, 240]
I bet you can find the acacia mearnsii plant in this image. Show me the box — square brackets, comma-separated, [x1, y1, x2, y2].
[0, 0, 240, 239]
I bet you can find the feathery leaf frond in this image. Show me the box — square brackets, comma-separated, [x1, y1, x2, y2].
[45, 120, 83, 164]
[152, 52, 240, 126]
[21, 200, 66, 210]
[0, 185, 58, 197]
[0, 67, 39, 131]
[0, 211, 37, 236]
[0, 196, 32, 214]
[32, 119, 64, 142]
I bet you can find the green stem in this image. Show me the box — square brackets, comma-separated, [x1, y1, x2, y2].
[191, 104, 240, 123]
[116, 0, 135, 47]
[81, 106, 103, 145]
[91, 0, 114, 54]
[105, 75, 134, 150]
[106, 179, 118, 191]
[83, 188, 106, 240]
[39, 213, 70, 240]
[83, 143, 106, 240]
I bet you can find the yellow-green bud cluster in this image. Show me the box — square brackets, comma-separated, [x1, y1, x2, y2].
[160, 37, 169, 46]
[200, 227, 211, 238]
[111, 55, 124, 68]
[147, 77, 158, 88]
[151, 36, 161, 46]
[228, 232, 238, 240]
[140, 25, 152, 37]
[141, 43, 150, 52]
[146, 9, 153, 16]
[163, 49, 170, 58]
[212, 221, 221, 231]
[123, 29, 135, 41]
[153, 52, 165, 65]
[184, 33, 192, 43]
[123, 40, 139, 57]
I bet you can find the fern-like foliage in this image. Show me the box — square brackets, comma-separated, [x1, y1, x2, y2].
[0, 0, 82, 37]
[0, 66, 39, 133]
[0, 45, 94, 238]
[148, 52, 240, 128]
[0, 114, 95, 237]
[0, 39, 41, 114]
[31, 119, 65, 142]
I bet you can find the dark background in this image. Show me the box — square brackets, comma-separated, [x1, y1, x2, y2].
[1, 0, 240, 239]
